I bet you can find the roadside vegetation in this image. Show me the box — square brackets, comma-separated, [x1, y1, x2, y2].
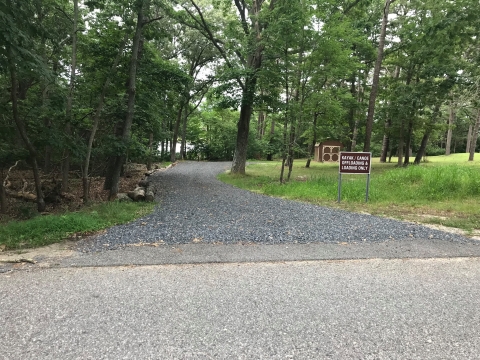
[0, 201, 155, 251]
[219, 154, 480, 233]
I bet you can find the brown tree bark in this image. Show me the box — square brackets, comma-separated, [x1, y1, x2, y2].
[466, 124, 473, 153]
[62, 0, 78, 193]
[230, 0, 277, 174]
[445, 101, 455, 155]
[305, 112, 318, 168]
[363, 0, 396, 152]
[0, 169, 6, 213]
[170, 102, 185, 162]
[403, 118, 414, 166]
[83, 33, 128, 203]
[469, 110, 480, 161]
[7, 45, 45, 212]
[108, 1, 147, 200]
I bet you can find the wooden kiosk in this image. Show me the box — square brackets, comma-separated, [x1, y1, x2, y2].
[314, 140, 344, 162]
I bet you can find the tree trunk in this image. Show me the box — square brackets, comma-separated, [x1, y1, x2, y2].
[108, 2, 146, 200]
[231, 0, 272, 174]
[0, 170, 6, 213]
[62, 0, 78, 193]
[181, 106, 188, 160]
[147, 133, 153, 170]
[469, 110, 480, 161]
[171, 102, 185, 162]
[380, 130, 390, 163]
[7, 45, 45, 212]
[466, 124, 473, 153]
[445, 102, 455, 155]
[83, 33, 127, 203]
[305, 112, 318, 168]
[363, 0, 395, 152]
[414, 105, 440, 164]
[403, 118, 414, 166]
[397, 120, 404, 167]
[413, 132, 429, 165]
[231, 79, 255, 174]
[380, 67, 400, 162]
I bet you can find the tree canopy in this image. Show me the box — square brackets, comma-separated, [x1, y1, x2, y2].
[1, 0, 480, 212]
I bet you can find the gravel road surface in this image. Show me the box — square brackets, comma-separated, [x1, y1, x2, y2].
[79, 161, 474, 252]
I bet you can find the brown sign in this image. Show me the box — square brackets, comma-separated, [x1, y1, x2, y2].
[339, 152, 371, 174]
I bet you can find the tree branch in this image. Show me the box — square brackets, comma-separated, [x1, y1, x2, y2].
[143, 16, 164, 25]
[234, 0, 250, 35]
[183, 0, 245, 90]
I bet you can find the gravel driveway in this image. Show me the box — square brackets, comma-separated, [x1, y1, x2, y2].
[79, 161, 471, 252]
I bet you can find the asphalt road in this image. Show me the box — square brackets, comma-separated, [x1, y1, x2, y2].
[2, 257, 480, 359]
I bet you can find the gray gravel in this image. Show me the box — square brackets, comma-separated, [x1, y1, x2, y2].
[78, 161, 475, 252]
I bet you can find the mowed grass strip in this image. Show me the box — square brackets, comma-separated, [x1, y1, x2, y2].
[218, 154, 480, 232]
[0, 201, 155, 250]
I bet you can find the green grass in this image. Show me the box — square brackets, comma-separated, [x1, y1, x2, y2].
[0, 201, 155, 250]
[219, 154, 480, 232]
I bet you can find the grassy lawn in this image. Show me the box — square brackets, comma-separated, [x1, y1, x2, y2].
[218, 153, 480, 234]
[0, 201, 155, 250]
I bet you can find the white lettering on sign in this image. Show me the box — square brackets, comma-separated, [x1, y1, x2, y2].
[339, 152, 371, 174]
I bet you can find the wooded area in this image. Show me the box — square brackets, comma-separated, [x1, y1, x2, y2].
[1, 0, 480, 214]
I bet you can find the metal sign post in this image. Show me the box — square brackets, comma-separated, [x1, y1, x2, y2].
[338, 152, 372, 203]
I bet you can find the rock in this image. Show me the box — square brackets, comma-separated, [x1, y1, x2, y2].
[145, 189, 155, 202]
[138, 179, 150, 188]
[117, 193, 132, 202]
[295, 175, 308, 182]
[127, 187, 145, 201]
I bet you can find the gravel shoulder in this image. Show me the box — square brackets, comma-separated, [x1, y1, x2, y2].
[1, 161, 480, 271]
[77, 161, 478, 251]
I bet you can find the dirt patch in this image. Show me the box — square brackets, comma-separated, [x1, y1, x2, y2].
[0, 240, 77, 272]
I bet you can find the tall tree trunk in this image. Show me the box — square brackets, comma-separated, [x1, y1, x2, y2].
[7, 45, 46, 212]
[380, 127, 390, 163]
[469, 110, 480, 161]
[62, 0, 78, 193]
[108, 2, 146, 200]
[231, 78, 256, 174]
[171, 101, 185, 162]
[363, 0, 395, 152]
[466, 124, 473, 153]
[146, 133, 154, 170]
[413, 132, 430, 165]
[347, 74, 356, 151]
[403, 117, 414, 166]
[0, 169, 6, 214]
[380, 67, 400, 162]
[445, 101, 455, 155]
[181, 107, 188, 160]
[266, 117, 275, 161]
[397, 119, 404, 167]
[351, 68, 368, 151]
[231, 0, 275, 174]
[83, 33, 127, 203]
[305, 112, 318, 168]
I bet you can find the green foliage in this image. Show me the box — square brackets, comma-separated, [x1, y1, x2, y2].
[219, 156, 480, 230]
[0, 201, 155, 250]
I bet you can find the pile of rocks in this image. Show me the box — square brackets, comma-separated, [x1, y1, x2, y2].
[117, 177, 156, 202]
[116, 162, 176, 202]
